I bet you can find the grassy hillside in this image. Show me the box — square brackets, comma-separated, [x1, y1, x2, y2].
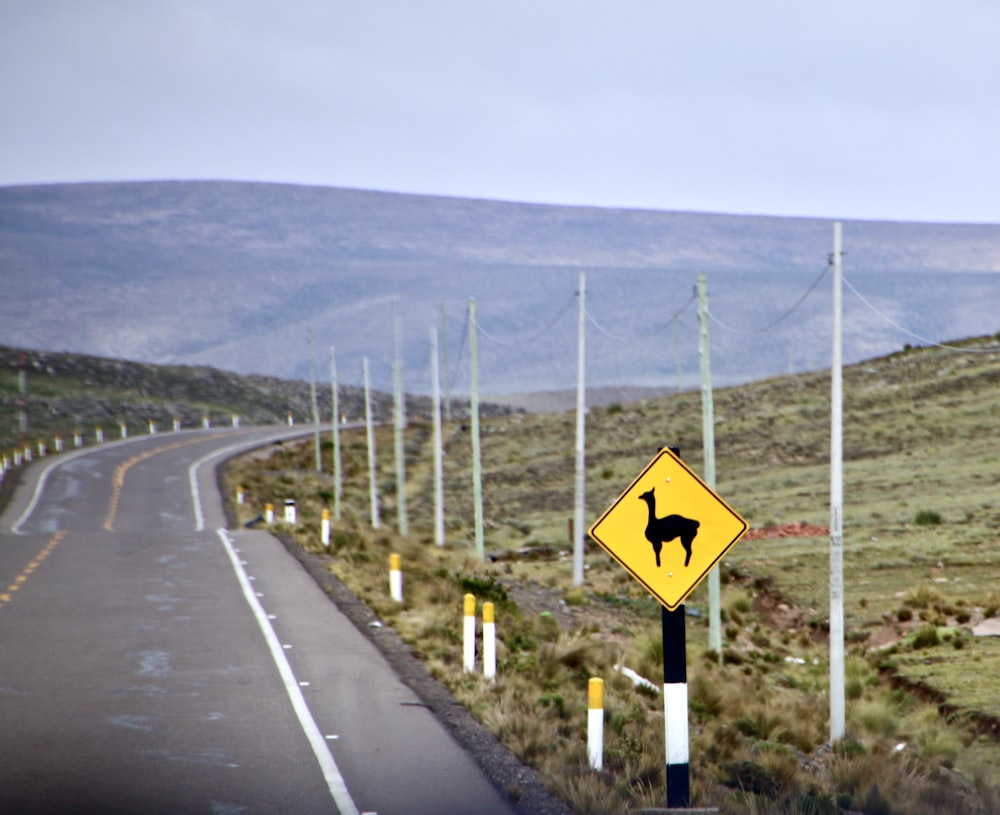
[226, 333, 1000, 814]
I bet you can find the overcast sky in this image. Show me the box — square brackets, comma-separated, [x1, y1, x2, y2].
[3, 1, 998, 223]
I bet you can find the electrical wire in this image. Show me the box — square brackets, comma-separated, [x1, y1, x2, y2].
[584, 292, 696, 343]
[706, 262, 830, 335]
[842, 275, 1000, 354]
[475, 292, 577, 348]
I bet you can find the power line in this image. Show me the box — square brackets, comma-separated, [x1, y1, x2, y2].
[706, 262, 830, 335]
[842, 275, 1000, 354]
[475, 293, 576, 348]
[584, 292, 696, 343]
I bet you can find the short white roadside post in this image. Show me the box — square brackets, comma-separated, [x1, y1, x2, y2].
[483, 601, 496, 680]
[463, 593, 476, 674]
[73, 430, 83, 448]
[588, 677, 605, 771]
[236, 485, 245, 505]
[389, 553, 403, 603]
[232, 414, 240, 428]
[54, 436, 63, 453]
[287, 411, 294, 426]
[23, 446, 32, 462]
[95, 427, 104, 444]
[283, 499, 296, 526]
[37, 440, 46, 457]
[119, 422, 127, 439]
[202, 415, 210, 430]
[173, 416, 181, 432]
[265, 502, 274, 524]
[321, 508, 331, 549]
[148, 419, 156, 435]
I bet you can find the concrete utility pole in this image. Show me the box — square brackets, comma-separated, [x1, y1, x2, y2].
[330, 346, 342, 520]
[697, 273, 722, 655]
[393, 298, 408, 536]
[469, 299, 484, 559]
[430, 327, 445, 546]
[573, 271, 587, 586]
[308, 329, 322, 472]
[441, 304, 452, 423]
[830, 222, 846, 743]
[363, 357, 379, 530]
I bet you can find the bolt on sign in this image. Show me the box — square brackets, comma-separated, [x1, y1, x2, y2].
[589, 447, 748, 611]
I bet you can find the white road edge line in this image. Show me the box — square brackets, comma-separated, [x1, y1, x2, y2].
[215, 527, 360, 815]
[9, 437, 134, 535]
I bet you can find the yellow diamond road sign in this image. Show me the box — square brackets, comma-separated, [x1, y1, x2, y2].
[589, 448, 748, 611]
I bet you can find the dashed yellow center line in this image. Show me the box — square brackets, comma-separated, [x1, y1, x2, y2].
[0, 530, 65, 610]
[102, 431, 256, 532]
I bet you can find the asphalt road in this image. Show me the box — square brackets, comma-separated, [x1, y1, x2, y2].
[0, 427, 518, 815]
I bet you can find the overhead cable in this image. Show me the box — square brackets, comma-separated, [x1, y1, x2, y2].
[843, 275, 999, 354]
[585, 292, 696, 343]
[707, 262, 830, 335]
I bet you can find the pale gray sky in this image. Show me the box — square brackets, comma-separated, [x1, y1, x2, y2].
[2, 1, 998, 223]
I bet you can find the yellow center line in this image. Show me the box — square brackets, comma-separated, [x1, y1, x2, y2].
[102, 430, 259, 532]
[0, 530, 65, 610]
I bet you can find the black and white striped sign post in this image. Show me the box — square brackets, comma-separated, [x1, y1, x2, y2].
[662, 604, 690, 807]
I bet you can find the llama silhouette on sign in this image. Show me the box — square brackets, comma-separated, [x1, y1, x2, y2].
[638, 487, 700, 568]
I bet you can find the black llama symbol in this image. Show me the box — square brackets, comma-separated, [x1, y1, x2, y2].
[638, 487, 700, 568]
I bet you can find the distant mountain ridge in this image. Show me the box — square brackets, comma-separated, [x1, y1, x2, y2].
[1, 180, 998, 395]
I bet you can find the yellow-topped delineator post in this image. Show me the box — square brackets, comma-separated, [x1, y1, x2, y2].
[463, 594, 476, 673]
[482, 601, 496, 680]
[389, 553, 402, 603]
[588, 677, 604, 770]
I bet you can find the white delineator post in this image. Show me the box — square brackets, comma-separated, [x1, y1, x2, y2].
[148, 419, 156, 435]
[463, 593, 476, 673]
[73, 430, 82, 448]
[54, 436, 63, 453]
[119, 422, 127, 439]
[284, 499, 296, 526]
[95, 427, 104, 444]
[588, 677, 604, 771]
[173, 416, 181, 432]
[321, 508, 331, 549]
[236, 485, 245, 505]
[483, 601, 496, 680]
[389, 553, 403, 603]
[265, 503, 274, 524]
[202, 415, 210, 430]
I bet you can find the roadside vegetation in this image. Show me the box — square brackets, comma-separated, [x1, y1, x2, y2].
[227, 334, 1000, 814]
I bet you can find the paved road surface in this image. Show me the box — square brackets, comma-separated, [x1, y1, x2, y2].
[0, 427, 517, 815]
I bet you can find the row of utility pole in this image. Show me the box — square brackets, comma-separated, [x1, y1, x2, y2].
[309, 224, 846, 746]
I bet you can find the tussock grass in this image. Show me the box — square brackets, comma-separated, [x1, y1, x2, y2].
[227, 336, 1000, 814]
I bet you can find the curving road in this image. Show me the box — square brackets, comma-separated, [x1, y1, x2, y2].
[0, 427, 516, 815]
